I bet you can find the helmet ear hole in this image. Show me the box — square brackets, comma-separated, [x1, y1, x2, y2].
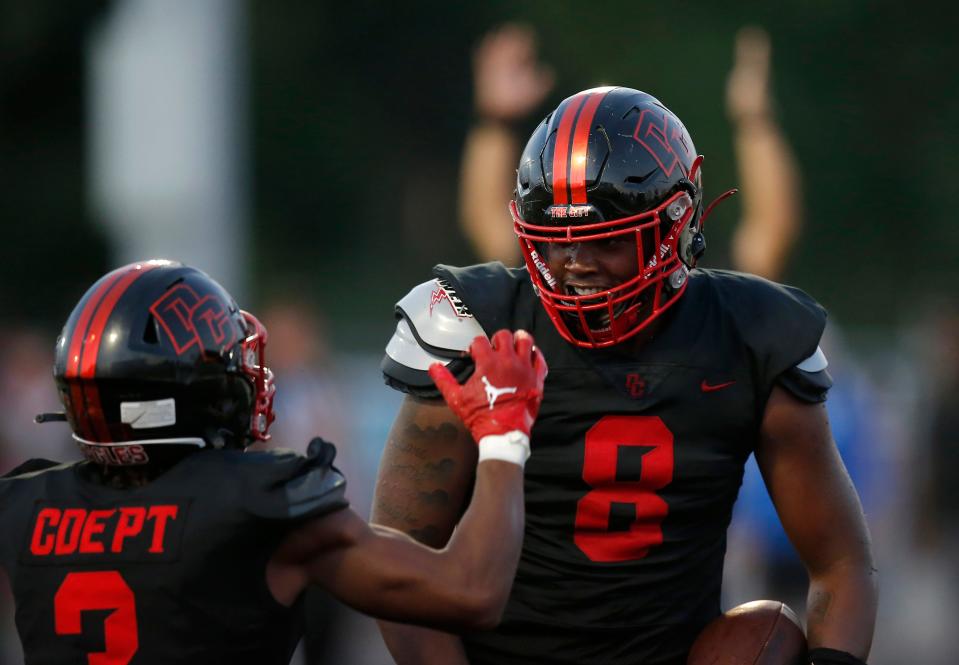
[142, 315, 159, 345]
[691, 233, 706, 262]
[518, 160, 532, 193]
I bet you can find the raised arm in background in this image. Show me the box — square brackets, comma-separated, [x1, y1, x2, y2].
[726, 26, 803, 281]
[459, 24, 553, 265]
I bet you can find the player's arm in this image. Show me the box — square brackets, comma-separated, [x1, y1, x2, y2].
[270, 462, 521, 631]
[726, 26, 802, 281]
[756, 384, 878, 662]
[269, 330, 545, 633]
[371, 395, 477, 663]
[373, 395, 478, 548]
[371, 277, 506, 661]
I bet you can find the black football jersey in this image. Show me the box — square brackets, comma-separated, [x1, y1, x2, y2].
[400, 264, 828, 665]
[0, 441, 347, 665]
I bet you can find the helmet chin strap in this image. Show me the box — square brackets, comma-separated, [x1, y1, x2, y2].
[685, 153, 738, 231]
[701, 188, 739, 229]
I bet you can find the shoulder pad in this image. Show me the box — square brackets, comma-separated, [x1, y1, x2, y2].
[394, 278, 486, 361]
[702, 270, 830, 402]
[778, 345, 833, 402]
[382, 278, 485, 396]
[241, 439, 348, 521]
[797, 345, 828, 372]
[711, 270, 827, 372]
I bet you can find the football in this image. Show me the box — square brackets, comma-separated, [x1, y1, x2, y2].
[687, 600, 806, 665]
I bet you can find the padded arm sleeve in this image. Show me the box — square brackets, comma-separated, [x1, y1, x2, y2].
[242, 439, 349, 521]
[778, 345, 833, 403]
[722, 272, 829, 405]
[1, 459, 61, 478]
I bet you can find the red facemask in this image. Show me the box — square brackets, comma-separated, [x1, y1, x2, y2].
[240, 311, 276, 440]
[512, 189, 699, 349]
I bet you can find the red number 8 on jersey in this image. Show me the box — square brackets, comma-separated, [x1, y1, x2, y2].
[574, 415, 675, 562]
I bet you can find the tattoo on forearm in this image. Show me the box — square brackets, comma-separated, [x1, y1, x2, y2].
[386, 422, 462, 465]
[373, 461, 456, 531]
[417, 489, 450, 506]
[808, 590, 833, 629]
[403, 421, 463, 446]
[373, 490, 445, 530]
[387, 459, 456, 483]
[373, 413, 471, 542]
[372, 496, 405, 524]
[430, 457, 456, 478]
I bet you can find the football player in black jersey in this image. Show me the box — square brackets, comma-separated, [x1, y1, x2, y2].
[373, 88, 878, 665]
[0, 259, 547, 665]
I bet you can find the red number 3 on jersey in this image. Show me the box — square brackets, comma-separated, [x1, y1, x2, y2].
[55, 571, 139, 664]
[574, 415, 675, 562]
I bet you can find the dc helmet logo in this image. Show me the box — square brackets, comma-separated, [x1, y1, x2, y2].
[150, 284, 236, 356]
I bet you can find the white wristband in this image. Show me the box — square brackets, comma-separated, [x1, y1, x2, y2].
[477, 430, 530, 467]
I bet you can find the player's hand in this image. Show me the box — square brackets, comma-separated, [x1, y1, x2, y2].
[429, 329, 547, 448]
[726, 26, 772, 123]
[474, 24, 555, 123]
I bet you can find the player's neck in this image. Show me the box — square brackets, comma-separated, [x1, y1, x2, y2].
[84, 449, 195, 489]
[612, 311, 672, 355]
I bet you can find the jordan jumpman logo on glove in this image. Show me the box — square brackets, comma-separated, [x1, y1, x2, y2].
[481, 376, 518, 409]
[429, 329, 547, 445]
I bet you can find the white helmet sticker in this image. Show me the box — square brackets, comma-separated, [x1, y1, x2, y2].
[120, 398, 176, 429]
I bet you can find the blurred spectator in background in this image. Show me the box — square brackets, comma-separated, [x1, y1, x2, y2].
[915, 308, 959, 554]
[719, 27, 887, 628]
[458, 23, 553, 266]
[0, 326, 76, 474]
[258, 298, 392, 665]
[258, 300, 347, 457]
[0, 505, 16, 665]
[0, 326, 79, 664]
[457, 24, 801, 283]
[887, 304, 959, 665]
[724, 26, 801, 282]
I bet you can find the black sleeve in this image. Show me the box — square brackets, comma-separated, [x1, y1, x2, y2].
[716, 271, 829, 403]
[241, 439, 349, 522]
[777, 365, 833, 403]
[2, 458, 61, 478]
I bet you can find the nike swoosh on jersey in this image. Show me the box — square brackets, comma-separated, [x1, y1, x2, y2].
[700, 379, 736, 392]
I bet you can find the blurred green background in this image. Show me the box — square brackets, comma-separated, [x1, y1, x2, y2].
[2, 0, 956, 349]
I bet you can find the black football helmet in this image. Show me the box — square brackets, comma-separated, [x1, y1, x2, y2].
[52, 260, 275, 465]
[512, 86, 732, 348]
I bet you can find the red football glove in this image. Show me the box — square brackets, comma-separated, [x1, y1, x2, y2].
[429, 329, 547, 444]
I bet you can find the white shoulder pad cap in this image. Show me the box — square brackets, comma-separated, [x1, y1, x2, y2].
[796, 345, 828, 372]
[385, 279, 486, 371]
